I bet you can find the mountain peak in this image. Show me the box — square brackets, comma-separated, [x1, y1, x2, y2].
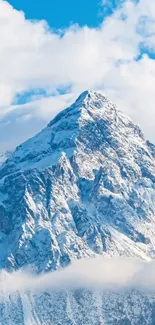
[75, 90, 108, 108]
[75, 90, 92, 101]
[0, 90, 147, 175]
[48, 90, 109, 129]
[75, 89, 105, 101]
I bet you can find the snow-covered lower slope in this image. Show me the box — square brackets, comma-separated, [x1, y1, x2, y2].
[0, 91, 155, 272]
[0, 289, 155, 325]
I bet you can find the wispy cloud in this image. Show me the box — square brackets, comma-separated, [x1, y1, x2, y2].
[1, 257, 155, 293]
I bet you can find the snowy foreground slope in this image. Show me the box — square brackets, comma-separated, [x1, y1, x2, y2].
[0, 91, 155, 324]
[1, 289, 155, 325]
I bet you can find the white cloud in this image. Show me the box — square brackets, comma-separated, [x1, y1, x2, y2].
[0, 0, 155, 150]
[1, 256, 155, 293]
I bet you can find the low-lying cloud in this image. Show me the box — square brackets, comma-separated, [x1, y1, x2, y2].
[1, 256, 155, 293]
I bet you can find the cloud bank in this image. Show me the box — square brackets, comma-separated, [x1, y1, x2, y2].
[0, 0, 155, 150]
[1, 257, 155, 293]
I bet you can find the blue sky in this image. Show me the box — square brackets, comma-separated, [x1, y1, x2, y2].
[8, 0, 103, 28]
[7, 0, 120, 28]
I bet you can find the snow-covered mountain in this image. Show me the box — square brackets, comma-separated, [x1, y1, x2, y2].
[1, 90, 155, 324]
[0, 90, 155, 272]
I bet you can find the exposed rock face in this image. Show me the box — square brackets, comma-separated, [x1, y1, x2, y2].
[0, 90, 155, 272]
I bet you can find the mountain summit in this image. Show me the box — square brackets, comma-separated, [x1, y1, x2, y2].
[0, 91, 155, 272]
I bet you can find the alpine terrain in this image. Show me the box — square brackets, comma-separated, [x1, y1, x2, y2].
[0, 90, 155, 324]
